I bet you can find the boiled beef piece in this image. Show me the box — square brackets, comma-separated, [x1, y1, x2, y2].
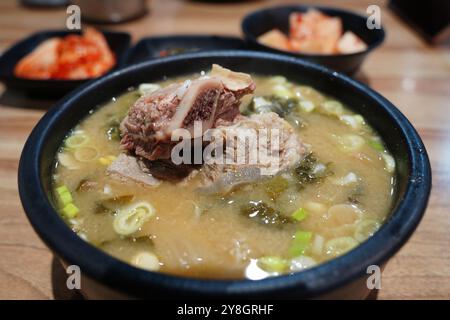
[120, 64, 255, 161]
[107, 153, 161, 186]
[197, 112, 309, 193]
[108, 112, 308, 188]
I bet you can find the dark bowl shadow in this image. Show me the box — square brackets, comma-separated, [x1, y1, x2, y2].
[0, 88, 58, 110]
[51, 257, 84, 300]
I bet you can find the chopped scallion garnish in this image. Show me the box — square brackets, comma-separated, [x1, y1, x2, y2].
[62, 203, 79, 218]
[292, 208, 308, 221]
[56, 185, 73, 206]
[58, 190, 73, 206]
[289, 231, 313, 257]
[56, 185, 70, 195]
[367, 139, 384, 152]
[257, 256, 289, 273]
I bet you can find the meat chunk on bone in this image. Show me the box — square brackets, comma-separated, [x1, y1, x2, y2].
[120, 65, 255, 161]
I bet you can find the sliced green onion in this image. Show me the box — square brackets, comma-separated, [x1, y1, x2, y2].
[292, 208, 308, 222]
[311, 234, 325, 256]
[354, 219, 380, 242]
[339, 114, 364, 129]
[58, 190, 73, 206]
[272, 84, 294, 99]
[339, 115, 364, 129]
[381, 153, 396, 173]
[139, 83, 161, 95]
[305, 201, 328, 214]
[56, 185, 78, 217]
[327, 204, 361, 225]
[56, 185, 73, 206]
[299, 100, 315, 113]
[336, 134, 365, 151]
[290, 256, 317, 272]
[57, 152, 80, 170]
[73, 146, 99, 162]
[61, 203, 79, 219]
[113, 201, 155, 236]
[322, 100, 344, 116]
[65, 131, 90, 148]
[367, 139, 384, 152]
[325, 237, 358, 258]
[257, 256, 289, 273]
[331, 172, 359, 186]
[132, 252, 160, 271]
[289, 231, 313, 257]
[269, 76, 287, 85]
[56, 185, 70, 195]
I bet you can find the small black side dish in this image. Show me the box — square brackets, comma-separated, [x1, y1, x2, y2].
[124, 35, 247, 66]
[242, 5, 385, 75]
[0, 30, 131, 98]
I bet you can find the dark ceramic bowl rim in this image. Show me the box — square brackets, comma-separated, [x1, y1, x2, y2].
[128, 34, 245, 43]
[241, 4, 386, 58]
[123, 34, 246, 66]
[18, 50, 430, 298]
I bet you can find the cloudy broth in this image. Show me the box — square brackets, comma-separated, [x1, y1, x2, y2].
[52, 74, 395, 279]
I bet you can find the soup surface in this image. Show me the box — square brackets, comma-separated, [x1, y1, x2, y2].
[52, 71, 395, 279]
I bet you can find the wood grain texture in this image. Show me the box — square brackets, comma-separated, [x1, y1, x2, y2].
[0, 0, 449, 300]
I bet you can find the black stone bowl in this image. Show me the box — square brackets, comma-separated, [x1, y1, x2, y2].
[242, 5, 385, 75]
[18, 51, 430, 299]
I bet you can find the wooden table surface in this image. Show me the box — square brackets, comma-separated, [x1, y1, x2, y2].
[0, 0, 449, 300]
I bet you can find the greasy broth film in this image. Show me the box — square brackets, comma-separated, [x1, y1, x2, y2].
[52, 73, 395, 279]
